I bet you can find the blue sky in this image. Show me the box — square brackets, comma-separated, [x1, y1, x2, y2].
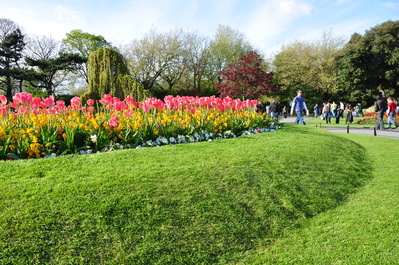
[1, 0, 399, 56]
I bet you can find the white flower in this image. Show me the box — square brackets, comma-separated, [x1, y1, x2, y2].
[90, 135, 97, 143]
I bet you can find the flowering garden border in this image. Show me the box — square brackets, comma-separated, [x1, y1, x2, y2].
[0, 93, 278, 160]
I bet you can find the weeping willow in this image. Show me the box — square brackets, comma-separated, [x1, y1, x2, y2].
[82, 47, 150, 102]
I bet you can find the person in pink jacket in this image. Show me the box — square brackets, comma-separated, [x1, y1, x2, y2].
[387, 97, 399, 129]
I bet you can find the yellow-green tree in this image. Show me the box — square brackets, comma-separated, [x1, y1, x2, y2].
[273, 30, 344, 102]
[82, 47, 149, 102]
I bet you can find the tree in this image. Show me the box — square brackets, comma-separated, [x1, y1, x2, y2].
[273, 30, 344, 103]
[182, 32, 210, 95]
[0, 19, 26, 101]
[60, 29, 113, 84]
[82, 47, 149, 102]
[25, 52, 86, 96]
[216, 51, 277, 100]
[336, 20, 399, 105]
[123, 29, 183, 93]
[207, 25, 255, 84]
[25, 35, 59, 60]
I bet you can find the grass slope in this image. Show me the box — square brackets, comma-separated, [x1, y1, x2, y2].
[0, 125, 372, 264]
[240, 133, 399, 264]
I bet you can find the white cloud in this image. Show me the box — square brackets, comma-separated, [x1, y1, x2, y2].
[279, 0, 312, 16]
[55, 5, 86, 25]
[241, 0, 313, 54]
[384, 1, 399, 9]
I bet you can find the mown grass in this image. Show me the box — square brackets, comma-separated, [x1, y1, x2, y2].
[306, 116, 375, 128]
[0, 125, 373, 264]
[240, 133, 399, 264]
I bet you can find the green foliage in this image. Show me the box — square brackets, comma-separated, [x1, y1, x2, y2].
[336, 20, 399, 105]
[0, 25, 26, 101]
[25, 52, 86, 95]
[61, 29, 113, 58]
[0, 126, 372, 264]
[273, 30, 344, 103]
[60, 29, 114, 85]
[207, 25, 256, 84]
[83, 47, 150, 102]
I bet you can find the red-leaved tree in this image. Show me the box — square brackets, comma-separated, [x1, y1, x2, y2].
[216, 51, 277, 100]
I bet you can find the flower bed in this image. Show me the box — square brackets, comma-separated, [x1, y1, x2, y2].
[0, 93, 276, 160]
[353, 111, 399, 124]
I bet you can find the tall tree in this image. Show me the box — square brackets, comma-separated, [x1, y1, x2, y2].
[336, 20, 399, 104]
[60, 29, 113, 85]
[273, 30, 344, 102]
[216, 51, 277, 100]
[25, 35, 59, 60]
[158, 29, 187, 92]
[123, 29, 182, 93]
[0, 19, 26, 101]
[207, 25, 255, 84]
[183, 31, 210, 95]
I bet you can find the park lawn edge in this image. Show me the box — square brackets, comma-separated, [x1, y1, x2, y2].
[0, 125, 373, 264]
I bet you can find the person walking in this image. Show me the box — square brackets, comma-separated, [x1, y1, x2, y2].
[269, 100, 279, 122]
[345, 104, 354, 123]
[339, 101, 345, 118]
[386, 97, 399, 129]
[282, 106, 288, 118]
[313, 103, 319, 118]
[331, 101, 337, 118]
[374, 90, 387, 130]
[323, 103, 332, 124]
[335, 107, 343, 124]
[290, 90, 309, 125]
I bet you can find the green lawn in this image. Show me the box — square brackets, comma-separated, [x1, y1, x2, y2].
[0, 124, 397, 264]
[306, 115, 376, 128]
[240, 133, 399, 264]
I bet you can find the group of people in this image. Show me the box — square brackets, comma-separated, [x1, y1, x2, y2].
[289, 89, 399, 129]
[256, 100, 287, 122]
[374, 90, 399, 129]
[314, 102, 362, 124]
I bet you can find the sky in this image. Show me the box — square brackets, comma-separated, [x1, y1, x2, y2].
[1, 0, 399, 56]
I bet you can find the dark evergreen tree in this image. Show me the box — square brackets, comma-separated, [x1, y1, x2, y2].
[0, 28, 26, 101]
[25, 52, 86, 96]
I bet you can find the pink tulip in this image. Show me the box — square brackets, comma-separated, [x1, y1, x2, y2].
[99, 94, 112, 105]
[32, 97, 41, 107]
[0, 103, 8, 115]
[124, 109, 132, 117]
[13, 92, 32, 105]
[70, 97, 81, 107]
[87, 99, 95, 106]
[0, 95, 7, 104]
[124, 96, 137, 107]
[42, 95, 55, 108]
[108, 118, 118, 127]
